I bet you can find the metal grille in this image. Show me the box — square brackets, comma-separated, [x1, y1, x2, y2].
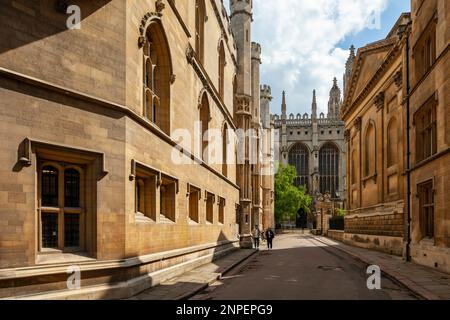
[42, 212, 58, 248]
[419, 181, 434, 238]
[64, 169, 80, 207]
[319, 143, 339, 198]
[41, 166, 58, 207]
[64, 214, 80, 247]
[288, 143, 309, 189]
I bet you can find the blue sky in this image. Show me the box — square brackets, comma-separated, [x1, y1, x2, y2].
[337, 0, 411, 51]
[224, 0, 410, 115]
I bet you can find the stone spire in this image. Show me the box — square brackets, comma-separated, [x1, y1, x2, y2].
[343, 45, 356, 94]
[328, 77, 341, 119]
[281, 90, 287, 120]
[311, 89, 317, 120]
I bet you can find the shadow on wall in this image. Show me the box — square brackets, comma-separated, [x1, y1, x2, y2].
[92, 230, 238, 300]
[0, 0, 113, 55]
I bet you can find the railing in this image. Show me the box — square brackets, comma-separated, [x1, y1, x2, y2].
[329, 216, 345, 230]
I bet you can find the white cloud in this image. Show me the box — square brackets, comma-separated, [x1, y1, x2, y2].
[225, 0, 389, 115]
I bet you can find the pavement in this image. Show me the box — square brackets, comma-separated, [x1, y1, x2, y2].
[313, 235, 450, 300]
[127, 248, 257, 300]
[191, 233, 418, 300]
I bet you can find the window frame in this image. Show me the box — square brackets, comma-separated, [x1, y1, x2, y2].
[218, 196, 226, 225]
[288, 143, 310, 190]
[195, 0, 206, 65]
[218, 41, 226, 100]
[188, 184, 201, 223]
[414, 95, 437, 163]
[141, 19, 172, 135]
[417, 180, 435, 239]
[38, 161, 85, 253]
[413, 14, 437, 83]
[205, 191, 215, 225]
[319, 142, 340, 199]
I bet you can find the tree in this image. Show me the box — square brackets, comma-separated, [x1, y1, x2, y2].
[274, 164, 312, 223]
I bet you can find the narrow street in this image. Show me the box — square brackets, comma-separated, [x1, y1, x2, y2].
[191, 233, 418, 300]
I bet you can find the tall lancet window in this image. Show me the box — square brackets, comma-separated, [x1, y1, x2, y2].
[319, 143, 339, 198]
[288, 143, 309, 190]
[199, 92, 210, 162]
[195, 0, 206, 64]
[218, 41, 225, 100]
[143, 20, 171, 134]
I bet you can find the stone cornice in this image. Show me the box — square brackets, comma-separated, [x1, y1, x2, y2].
[374, 91, 385, 111]
[341, 38, 402, 120]
[167, 0, 191, 38]
[0, 67, 239, 190]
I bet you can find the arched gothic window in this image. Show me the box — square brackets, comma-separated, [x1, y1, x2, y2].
[199, 93, 210, 162]
[288, 143, 309, 189]
[195, 0, 206, 64]
[143, 20, 171, 134]
[387, 118, 398, 167]
[222, 123, 228, 177]
[364, 122, 376, 177]
[218, 41, 225, 100]
[319, 143, 339, 198]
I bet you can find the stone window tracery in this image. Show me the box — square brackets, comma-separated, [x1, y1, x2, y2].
[319, 143, 339, 198]
[143, 20, 171, 134]
[288, 143, 309, 190]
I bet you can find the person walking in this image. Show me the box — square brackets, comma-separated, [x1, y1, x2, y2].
[265, 228, 275, 250]
[252, 225, 261, 249]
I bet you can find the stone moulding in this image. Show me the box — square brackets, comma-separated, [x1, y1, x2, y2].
[341, 38, 400, 119]
[130, 159, 180, 193]
[17, 138, 108, 179]
[167, 0, 191, 38]
[0, 240, 238, 281]
[0, 67, 239, 190]
[374, 91, 385, 110]
[138, 11, 176, 85]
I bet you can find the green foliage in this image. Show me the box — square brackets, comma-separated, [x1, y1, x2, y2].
[335, 208, 346, 217]
[274, 163, 312, 222]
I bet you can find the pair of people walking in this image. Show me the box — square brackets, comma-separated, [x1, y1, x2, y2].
[252, 225, 275, 250]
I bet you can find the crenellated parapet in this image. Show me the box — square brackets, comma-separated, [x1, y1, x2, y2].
[251, 42, 261, 62]
[230, 0, 252, 17]
[260, 84, 272, 101]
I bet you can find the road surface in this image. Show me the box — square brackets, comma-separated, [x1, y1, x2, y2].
[191, 233, 418, 300]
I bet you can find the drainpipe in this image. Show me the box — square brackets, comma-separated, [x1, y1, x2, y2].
[405, 22, 412, 262]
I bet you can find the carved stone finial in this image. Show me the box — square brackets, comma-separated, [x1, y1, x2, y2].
[186, 45, 195, 64]
[170, 74, 176, 84]
[155, 0, 165, 13]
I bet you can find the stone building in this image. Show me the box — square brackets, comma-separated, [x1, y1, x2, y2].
[0, 0, 274, 299]
[340, 1, 449, 274]
[273, 80, 347, 210]
[407, 0, 450, 273]
[340, 13, 411, 256]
